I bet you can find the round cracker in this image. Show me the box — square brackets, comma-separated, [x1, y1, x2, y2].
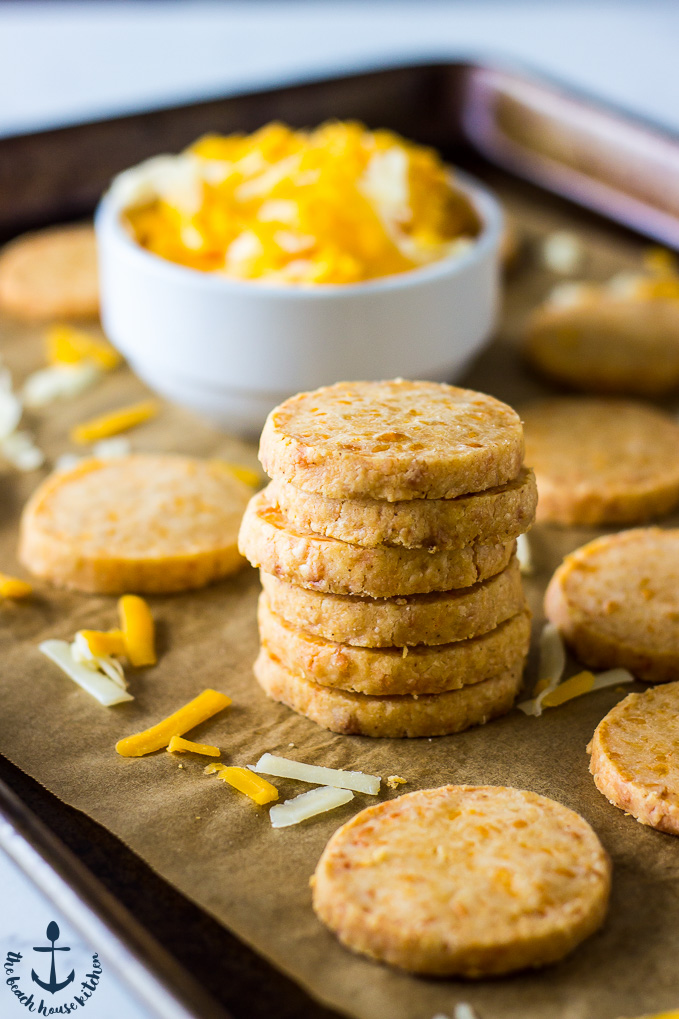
[545, 528, 679, 683]
[312, 785, 611, 975]
[254, 648, 523, 738]
[588, 682, 679, 834]
[258, 593, 531, 695]
[523, 293, 679, 396]
[259, 380, 525, 501]
[523, 398, 679, 525]
[240, 487, 515, 597]
[260, 556, 526, 647]
[270, 468, 536, 550]
[0, 224, 99, 321]
[19, 455, 251, 593]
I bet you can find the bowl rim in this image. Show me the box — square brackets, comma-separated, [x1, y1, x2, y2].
[95, 168, 503, 300]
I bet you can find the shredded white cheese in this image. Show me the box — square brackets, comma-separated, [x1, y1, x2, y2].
[541, 230, 583, 274]
[516, 623, 566, 717]
[516, 532, 533, 574]
[0, 382, 22, 440]
[588, 668, 635, 691]
[72, 632, 127, 689]
[253, 753, 380, 795]
[546, 281, 591, 309]
[0, 359, 45, 472]
[257, 199, 297, 224]
[607, 270, 645, 299]
[269, 786, 354, 828]
[23, 363, 100, 408]
[54, 453, 83, 472]
[109, 153, 204, 215]
[91, 436, 132, 459]
[39, 639, 133, 706]
[518, 663, 635, 716]
[1, 430, 45, 471]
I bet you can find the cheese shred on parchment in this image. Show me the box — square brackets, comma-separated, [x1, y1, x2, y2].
[210, 459, 262, 488]
[518, 661, 634, 716]
[269, 786, 354, 828]
[167, 735, 221, 757]
[218, 767, 279, 805]
[516, 623, 566, 717]
[623, 1011, 679, 1019]
[252, 753, 380, 794]
[71, 399, 158, 444]
[47, 324, 121, 371]
[118, 594, 157, 666]
[0, 571, 32, 599]
[39, 639, 133, 707]
[115, 689, 231, 757]
[79, 628, 126, 658]
[79, 594, 156, 667]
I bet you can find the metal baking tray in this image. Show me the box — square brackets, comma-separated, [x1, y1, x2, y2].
[2, 59, 678, 1019]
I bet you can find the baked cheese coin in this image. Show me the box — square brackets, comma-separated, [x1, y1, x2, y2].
[270, 467, 536, 550]
[19, 455, 251, 593]
[312, 785, 611, 975]
[254, 649, 523, 738]
[523, 292, 679, 396]
[523, 398, 679, 525]
[258, 593, 531, 695]
[260, 556, 526, 647]
[240, 486, 515, 597]
[588, 682, 679, 834]
[545, 528, 679, 683]
[259, 379, 525, 501]
[0, 224, 99, 320]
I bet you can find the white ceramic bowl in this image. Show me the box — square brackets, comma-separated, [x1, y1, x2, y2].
[95, 172, 503, 436]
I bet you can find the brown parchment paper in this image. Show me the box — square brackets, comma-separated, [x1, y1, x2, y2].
[2, 188, 679, 1019]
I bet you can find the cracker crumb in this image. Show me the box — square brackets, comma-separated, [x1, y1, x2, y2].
[288, 742, 296, 747]
[386, 775, 407, 789]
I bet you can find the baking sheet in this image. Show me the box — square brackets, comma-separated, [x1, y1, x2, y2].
[2, 182, 679, 1019]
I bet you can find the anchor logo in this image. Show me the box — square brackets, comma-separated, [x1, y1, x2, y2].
[31, 921, 75, 994]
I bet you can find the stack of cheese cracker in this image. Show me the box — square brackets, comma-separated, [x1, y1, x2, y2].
[239, 380, 536, 738]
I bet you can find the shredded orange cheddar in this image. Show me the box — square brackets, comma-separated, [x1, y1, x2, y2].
[79, 629, 126, 658]
[123, 121, 480, 284]
[218, 766, 278, 805]
[0, 572, 32, 599]
[643, 246, 678, 277]
[47, 324, 121, 371]
[71, 399, 158, 444]
[118, 594, 156, 667]
[167, 735, 221, 757]
[625, 1012, 679, 1019]
[541, 671, 596, 708]
[211, 460, 261, 488]
[204, 762, 227, 775]
[115, 688, 231, 757]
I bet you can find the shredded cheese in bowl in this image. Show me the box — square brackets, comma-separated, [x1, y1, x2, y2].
[118, 121, 481, 285]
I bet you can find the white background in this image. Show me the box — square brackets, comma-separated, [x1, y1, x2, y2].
[0, 0, 678, 138]
[1, 2, 677, 1017]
